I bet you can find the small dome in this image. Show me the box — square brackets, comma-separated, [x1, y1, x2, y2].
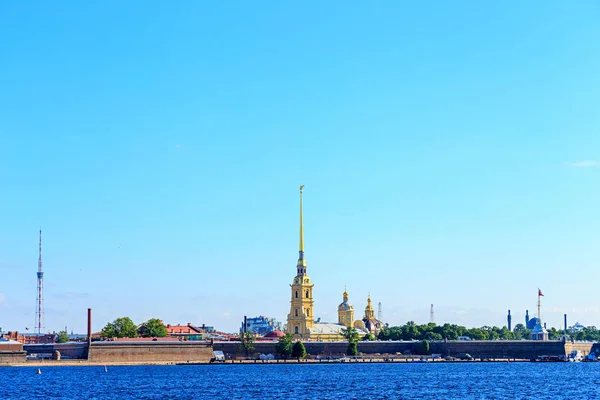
[526, 317, 540, 330]
[338, 301, 352, 311]
[264, 330, 285, 338]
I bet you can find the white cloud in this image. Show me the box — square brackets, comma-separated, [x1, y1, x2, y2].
[566, 160, 599, 168]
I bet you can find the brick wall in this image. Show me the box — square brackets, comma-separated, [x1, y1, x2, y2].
[88, 341, 213, 363]
[0, 351, 26, 364]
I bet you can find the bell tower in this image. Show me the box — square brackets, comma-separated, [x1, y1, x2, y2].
[287, 185, 314, 338]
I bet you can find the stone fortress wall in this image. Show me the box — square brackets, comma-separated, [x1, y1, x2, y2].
[215, 340, 595, 359]
[87, 341, 214, 363]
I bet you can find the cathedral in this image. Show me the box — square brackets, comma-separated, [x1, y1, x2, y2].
[286, 186, 384, 341]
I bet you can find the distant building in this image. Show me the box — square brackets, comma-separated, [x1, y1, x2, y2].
[240, 316, 282, 335]
[1, 331, 55, 344]
[569, 322, 585, 332]
[531, 323, 548, 341]
[166, 323, 211, 340]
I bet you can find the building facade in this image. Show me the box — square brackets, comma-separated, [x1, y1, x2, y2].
[240, 316, 282, 335]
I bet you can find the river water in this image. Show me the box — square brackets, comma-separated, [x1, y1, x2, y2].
[1, 363, 599, 399]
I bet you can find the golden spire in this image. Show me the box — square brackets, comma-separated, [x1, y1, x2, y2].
[299, 185, 304, 254]
[297, 185, 307, 273]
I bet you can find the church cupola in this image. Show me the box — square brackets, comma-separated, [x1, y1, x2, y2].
[364, 294, 375, 320]
[337, 286, 354, 327]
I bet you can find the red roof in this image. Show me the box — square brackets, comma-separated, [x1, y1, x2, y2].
[166, 323, 203, 335]
[264, 330, 285, 338]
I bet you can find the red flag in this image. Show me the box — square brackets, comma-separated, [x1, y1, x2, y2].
[538, 289, 544, 297]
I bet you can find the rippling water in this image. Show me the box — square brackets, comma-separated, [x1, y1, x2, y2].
[2, 363, 600, 399]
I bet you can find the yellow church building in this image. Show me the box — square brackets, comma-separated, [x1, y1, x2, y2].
[286, 186, 384, 341]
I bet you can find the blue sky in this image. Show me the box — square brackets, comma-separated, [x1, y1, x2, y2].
[1, 1, 599, 334]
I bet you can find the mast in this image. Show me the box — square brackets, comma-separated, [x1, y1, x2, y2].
[35, 229, 44, 335]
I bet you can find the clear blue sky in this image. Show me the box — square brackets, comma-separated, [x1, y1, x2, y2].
[1, 1, 599, 334]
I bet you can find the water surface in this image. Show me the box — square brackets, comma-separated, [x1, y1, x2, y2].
[2, 363, 599, 399]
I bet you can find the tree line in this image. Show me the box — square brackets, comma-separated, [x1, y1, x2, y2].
[377, 321, 600, 341]
[100, 317, 168, 338]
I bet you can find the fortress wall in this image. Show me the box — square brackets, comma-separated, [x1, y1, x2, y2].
[24, 343, 88, 359]
[215, 340, 577, 359]
[431, 340, 568, 359]
[88, 341, 213, 363]
[564, 342, 594, 356]
[0, 351, 26, 364]
[214, 341, 418, 357]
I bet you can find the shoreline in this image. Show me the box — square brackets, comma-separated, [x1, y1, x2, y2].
[4, 358, 536, 367]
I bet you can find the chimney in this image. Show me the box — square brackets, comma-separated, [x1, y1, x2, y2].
[244, 316, 247, 333]
[564, 314, 567, 333]
[507, 310, 512, 331]
[87, 308, 92, 344]
[525, 310, 529, 326]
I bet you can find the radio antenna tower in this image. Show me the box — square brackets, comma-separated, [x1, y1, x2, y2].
[378, 302, 382, 320]
[35, 229, 44, 335]
[430, 304, 434, 323]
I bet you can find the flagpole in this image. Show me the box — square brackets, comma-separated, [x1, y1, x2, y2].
[537, 288, 541, 323]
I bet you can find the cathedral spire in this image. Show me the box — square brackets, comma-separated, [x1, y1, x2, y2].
[297, 185, 307, 274]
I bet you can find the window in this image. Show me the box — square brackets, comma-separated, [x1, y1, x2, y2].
[295, 326, 299, 334]
[305, 290, 309, 298]
[295, 291, 298, 298]
[295, 309, 298, 317]
[306, 309, 310, 316]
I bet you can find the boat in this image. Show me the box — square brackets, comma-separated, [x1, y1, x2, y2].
[568, 351, 584, 362]
[36, 369, 41, 375]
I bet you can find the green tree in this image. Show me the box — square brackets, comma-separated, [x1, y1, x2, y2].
[468, 328, 486, 340]
[362, 333, 376, 341]
[340, 327, 360, 343]
[402, 321, 421, 340]
[347, 341, 359, 356]
[238, 331, 255, 357]
[548, 327, 561, 340]
[513, 324, 531, 340]
[138, 318, 168, 338]
[101, 317, 138, 338]
[292, 341, 307, 359]
[56, 330, 69, 343]
[419, 339, 430, 355]
[276, 332, 294, 360]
